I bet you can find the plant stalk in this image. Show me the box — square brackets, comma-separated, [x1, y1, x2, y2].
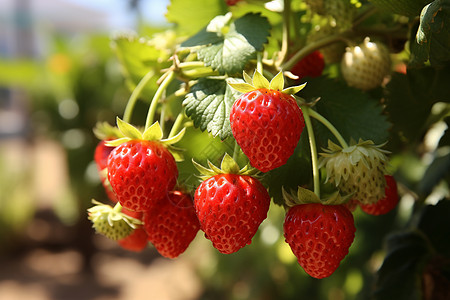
[302, 106, 320, 198]
[123, 69, 155, 123]
[145, 71, 175, 130]
[308, 109, 349, 148]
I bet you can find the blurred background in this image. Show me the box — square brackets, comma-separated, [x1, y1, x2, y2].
[0, 0, 448, 300]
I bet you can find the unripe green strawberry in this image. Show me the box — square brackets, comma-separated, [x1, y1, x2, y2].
[341, 37, 391, 90]
[106, 119, 185, 212]
[319, 139, 390, 205]
[229, 71, 306, 172]
[193, 154, 270, 254]
[143, 190, 200, 259]
[360, 175, 399, 215]
[87, 200, 142, 240]
[284, 203, 355, 279]
[324, 0, 358, 30]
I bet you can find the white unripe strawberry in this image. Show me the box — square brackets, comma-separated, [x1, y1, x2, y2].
[341, 38, 391, 90]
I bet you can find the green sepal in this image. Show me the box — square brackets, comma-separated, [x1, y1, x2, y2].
[228, 69, 308, 96]
[283, 186, 351, 207]
[87, 200, 142, 241]
[161, 127, 186, 145]
[93, 122, 123, 140]
[193, 153, 260, 181]
[269, 71, 284, 91]
[142, 121, 164, 141]
[282, 82, 307, 95]
[117, 117, 143, 140]
[252, 70, 270, 89]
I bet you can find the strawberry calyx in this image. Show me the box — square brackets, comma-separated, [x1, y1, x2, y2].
[93, 121, 123, 140]
[228, 69, 307, 95]
[87, 200, 143, 240]
[282, 186, 351, 208]
[318, 138, 390, 204]
[105, 117, 186, 161]
[193, 153, 260, 181]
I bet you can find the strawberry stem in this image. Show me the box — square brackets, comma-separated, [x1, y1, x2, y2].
[123, 69, 155, 123]
[308, 109, 349, 148]
[302, 106, 320, 198]
[145, 70, 175, 130]
[113, 201, 123, 213]
[168, 112, 185, 139]
[275, 0, 291, 68]
[281, 32, 349, 71]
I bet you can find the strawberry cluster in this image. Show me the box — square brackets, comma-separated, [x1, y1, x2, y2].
[88, 69, 398, 280]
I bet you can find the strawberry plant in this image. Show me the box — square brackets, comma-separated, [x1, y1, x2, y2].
[83, 0, 450, 298]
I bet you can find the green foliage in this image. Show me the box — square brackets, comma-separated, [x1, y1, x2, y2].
[182, 13, 271, 75]
[412, 0, 450, 67]
[166, 0, 227, 35]
[183, 77, 242, 139]
[300, 77, 390, 146]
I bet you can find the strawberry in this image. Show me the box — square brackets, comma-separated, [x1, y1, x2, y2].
[87, 200, 142, 240]
[228, 70, 306, 172]
[290, 51, 325, 81]
[118, 227, 148, 252]
[225, 0, 242, 5]
[106, 119, 185, 212]
[360, 175, 399, 215]
[284, 202, 355, 279]
[94, 140, 117, 202]
[193, 154, 270, 254]
[143, 190, 200, 258]
[319, 139, 390, 205]
[341, 37, 391, 90]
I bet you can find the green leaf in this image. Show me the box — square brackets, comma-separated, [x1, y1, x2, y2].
[412, 0, 450, 67]
[385, 66, 450, 147]
[111, 33, 165, 97]
[195, 13, 271, 75]
[299, 77, 390, 148]
[373, 231, 429, 300]
[166, 0, 227, 36]
[418, 152, 450, 194]
[183, 78, 242, 140]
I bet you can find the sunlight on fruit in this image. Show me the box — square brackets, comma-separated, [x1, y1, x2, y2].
[277, 240, 296, 264]
[344, 269, 363, 296]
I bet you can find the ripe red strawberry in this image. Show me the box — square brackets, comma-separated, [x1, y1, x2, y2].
[94, 140, 117, 202]
[106, 119, 185, 212]
[229, 71, 306, 172]
[108, 140, 178, 211]
[290, 51, 325, 81]
[225, 0, 242, 5]
[143, 190, 200, 258]
[360, 175, 399, 215]
[284, 203, 355, 279]
[193, 154, 270, 254]
[118, 227, 148, 252]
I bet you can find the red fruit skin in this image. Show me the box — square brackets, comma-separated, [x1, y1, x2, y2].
[226, 0, 242, 5]
[230, 89, 305, 172]
[118, 227, 148, 252]
[194, 174, 270, 254]
[360, 175, 399, 215]
[94, 140, 117, 202]
[107, 140, 178, 212]
[290, 51, 325, 81]
[283, 203, 355, 279]
[143, 191, 200, 259]
[117, 208, 147, 252]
